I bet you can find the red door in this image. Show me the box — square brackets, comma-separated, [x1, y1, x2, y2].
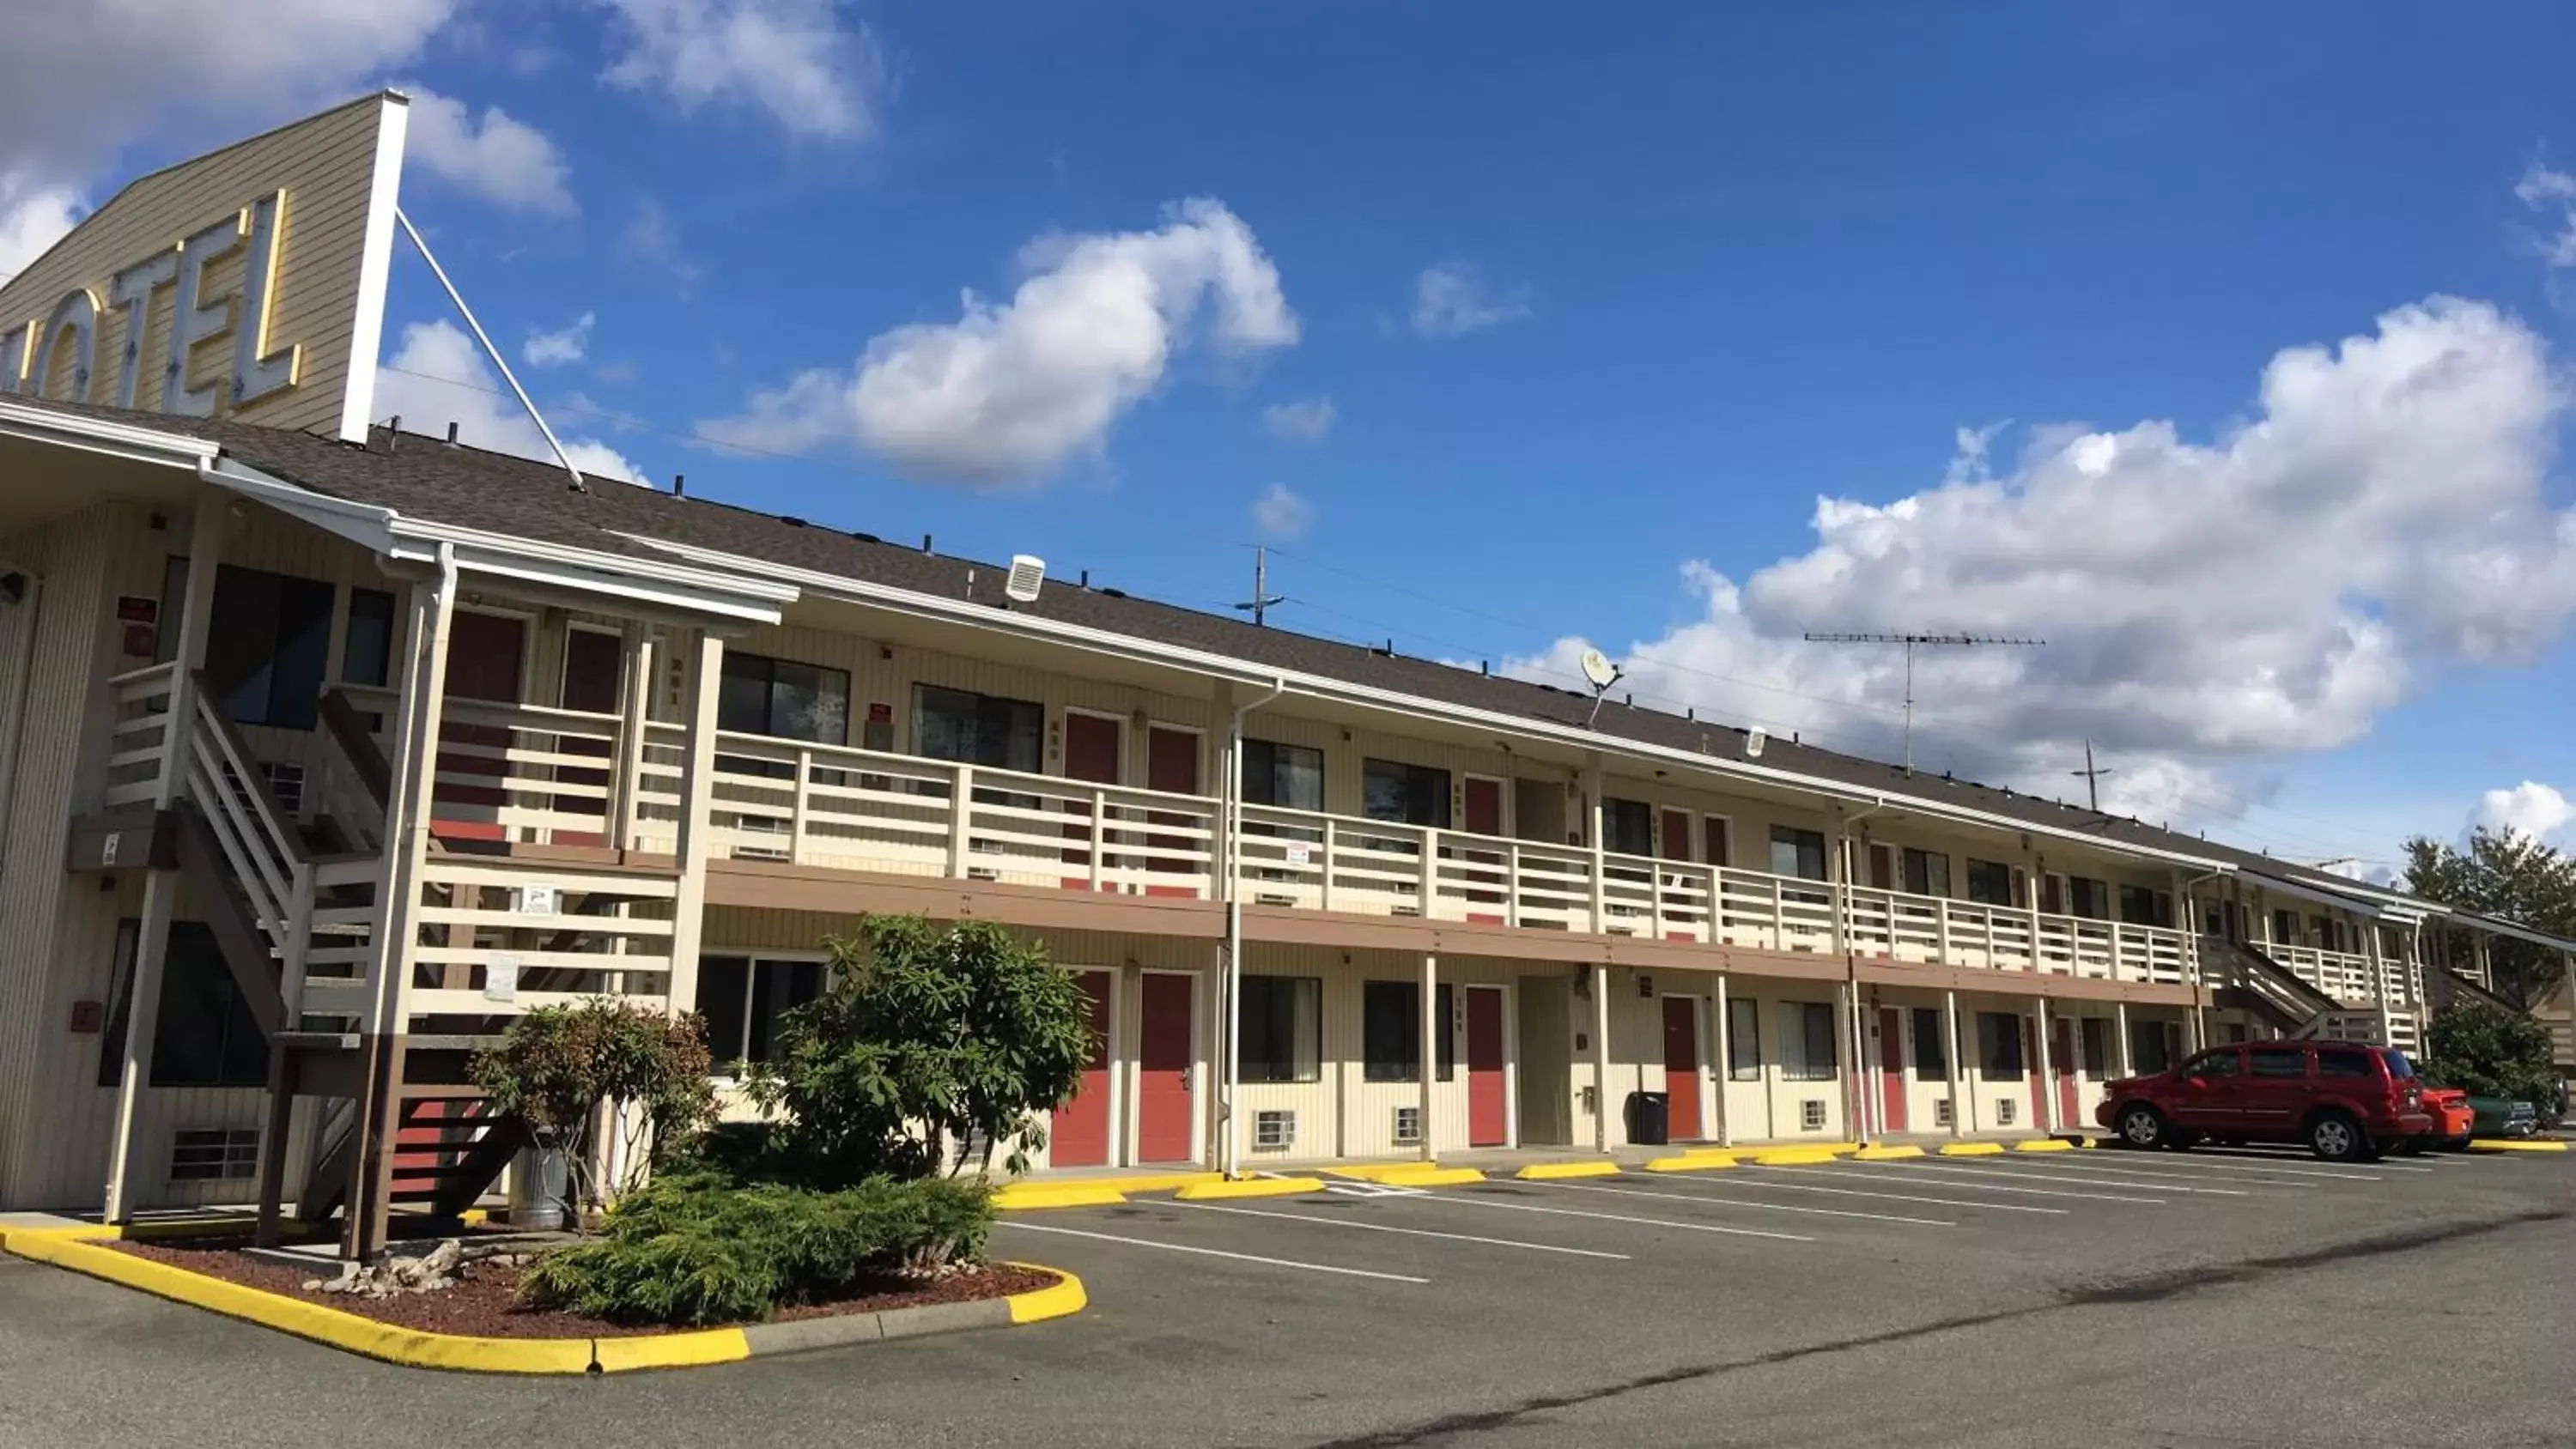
[2052, 1018, 2081, 1127]
[1461, 778, 1505, 923]
[1137, 973, 1194, 1162]
[433, 611, 526, 842]
[1144, 727, 1199, 897]
[1060, 713, 1120, 888]
[1467, 986, 1508, 1147]
[1661, 996, 1703, 1141]
[2023, 1018, 2048, 1131]
[1050, 971, 1114, 1167]
[1878, 1007, 1909, 1133]
[552, 628, 623, 847]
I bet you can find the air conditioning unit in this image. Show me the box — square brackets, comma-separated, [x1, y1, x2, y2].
[260, 760, 306, 816]
[1393, 1106, 1422, 1146]
[1934, 1099, 1955, 1128]
[1996, 1097, 2018, 1127]
[1254, 1110, 1296, 1151]
[1800, 1099, 1826, 1131]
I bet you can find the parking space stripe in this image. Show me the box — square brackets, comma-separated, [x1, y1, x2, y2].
[997, 1221, 1431, 1282]
[1528, 1178, 1957, 1228]
[1767, 1163, 2166, 1204]
[1668, 1172, 2072, 1215]
[2016, 1154, 2357, 1185]
[1395, 1190, 1816, 1243]
[2188, 1146, 2433, 1173]
[1868, 1160, 2252, 1196]
[1167, 1200, 1633, 1259]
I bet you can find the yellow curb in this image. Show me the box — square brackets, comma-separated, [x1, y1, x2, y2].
[1025, 1172, 1222, 1195]
[1939, 1143, 2008, 1155]
[993, 1183, 1127, 1211]
[1389, 1167, 1486, 1187]
[1645, 1155, 1737, 1173]
[1002, 1263, 1088, 1325]
[0, 1222, 120, 1243]
[1749, 1148, 1845, 1167]
[2012, 1140, 2076, 1154]
[2467, 1138, 2569, 1154]
[1173, 1176, 1328, 1201]
[1516, 1161, 1625, 1180]
[1851, 1145, 1923, 1161]
[1323, 1165, 1484, 1187]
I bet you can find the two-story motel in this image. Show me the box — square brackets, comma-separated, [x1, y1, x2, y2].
[3, 95, 2567, 1255]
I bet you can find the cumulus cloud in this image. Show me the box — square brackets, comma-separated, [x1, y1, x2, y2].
[702, 197, 1296, 484]
[1252, 482, 1314, 541]
[400, 86, 576, 216]
[1261, 396, 1334, 442]
[2473, 781, 2576, 841]
[2515, 162, 2576, 272]
[0, 172, 82, 276]
[598, 0, 883, 142]
[1504, 298, 2576, 827]
[524, 312, 597, 367]
[375, 319, 651, 483]
[1411, 261, 1530, 337]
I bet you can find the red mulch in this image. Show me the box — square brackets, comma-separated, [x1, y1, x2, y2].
[106, 1239, 1056, 1340]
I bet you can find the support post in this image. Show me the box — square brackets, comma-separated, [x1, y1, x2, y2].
[2365, 921, 2392, 1046]
[1419, 954, 1437, 1162]
[665, 631, 724, 1018]
[253, 1050, 297, 1246]
[104, 492, 223, 1223]
[1949, 990, 1978, 1135]
[2114, 1002, 2133, 1079]
[1590, 963, 1611, 1153]
[608, 622, 654, 852]
[1583, 758, 1605, 931]
[2034, 997, 2058, 1134]
[1942, 989, 1965, 1138]
[1712, 972, 1733, 1148]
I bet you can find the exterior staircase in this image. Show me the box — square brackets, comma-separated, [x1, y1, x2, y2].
[2201, 934, 2419, 1052]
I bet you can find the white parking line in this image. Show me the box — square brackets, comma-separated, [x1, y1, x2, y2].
[1167, 1200, 1633, 1259]
[1528, 1178, 1956, 1228]
[2187, 1145, 2434, 1173]
[2020, 1153, 2360, 1185]
[1765, 1163, 2166, 1205]
[1668, 1173, 2071, 1216]
[1871, 1160, 2252, 1196]
[997, 1221, 1431, 1282]
[1390, 1190, 1816, 1243]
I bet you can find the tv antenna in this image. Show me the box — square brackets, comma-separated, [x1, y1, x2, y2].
[1235, 545, 1286, 627]
[1801, 632, 2045, 772]
[1577, 646, 1623, 726]
[2069, 738, 2114, 811]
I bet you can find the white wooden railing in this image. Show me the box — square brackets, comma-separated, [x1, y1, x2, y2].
[100, 661, 180, 808]
[182, 688, 313, 992]
[2265, 943, 2418, 1009]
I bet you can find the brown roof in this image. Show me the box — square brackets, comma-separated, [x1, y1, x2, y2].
[11, 394, 2418, 901]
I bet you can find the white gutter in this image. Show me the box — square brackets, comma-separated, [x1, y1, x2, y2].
[1219, 677, 1288, 1180]
[612, 531, 2243, 876]
[0, 398, 221, 470]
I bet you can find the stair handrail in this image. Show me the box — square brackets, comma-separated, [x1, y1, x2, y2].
[182, 676, 316, 1007]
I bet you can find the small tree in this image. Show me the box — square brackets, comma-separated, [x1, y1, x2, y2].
[2421, 1001, 2560, 1107]
[742, 916, 1095, 1182]
[472, 1001, 716, 1214]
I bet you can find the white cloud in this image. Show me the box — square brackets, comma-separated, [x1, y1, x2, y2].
[1252, 482, 1314, 541]
[374, 320, 652, 484]
[1504, 298, 2576, 828]
[598, 0, 883, 142]
[2473, 781, 2576, 841]
[1261, 396, 1334, 442]
[1411, 261, 1530, 337]
[2515, 162, 2576, 271]
[524, 312, 597, 367]
[0, 171, 82, 276]
[399, 86, 576, 217]
[702, 197, 1297, 484]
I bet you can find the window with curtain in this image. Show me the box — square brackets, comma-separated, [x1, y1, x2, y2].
[2129, 1019, 2174, 1075]
[167, 561, 335, 730]
[97, 921, 268, 1088]
[912, 684, 1040, 772]
[1965, 858, 2018, 906]
[1769, 826, 1828, 882]
[1781, 1001, 1837, 1081]
[1240, 976, 1322, 1082]
[1362, 759, 1450, 828]
[1602, 798, 1653, 857]
[2117, 884, 2167, 927]
[341, 587, 396, 687]
[1727, 997, 1762, 1079]
[2067, 876, 2111, 919]
[1902, 847, 1952, 898]
[696, 955, 825, 1075]
[2080, 1016, 2110, 1076]
[1361, 980, 1455, 1082]
[1242, 739, 1324, 810]
[1912, 1007, 1948, 1078]
[1978, 1012, 2026, 1081]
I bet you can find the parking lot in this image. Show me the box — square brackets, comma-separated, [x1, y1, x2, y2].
[3, 1144, 2571, 1449]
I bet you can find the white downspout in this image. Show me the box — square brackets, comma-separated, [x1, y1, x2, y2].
[1220, 677, 1288, 1179]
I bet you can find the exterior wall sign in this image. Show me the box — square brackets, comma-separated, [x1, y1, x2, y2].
[0, 92, 410, 444]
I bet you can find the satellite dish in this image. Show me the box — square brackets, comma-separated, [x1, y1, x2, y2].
[1577, 647, 1619, 691]
[1745, 727, 1767, 759]
[1004, 554, 1046, 604]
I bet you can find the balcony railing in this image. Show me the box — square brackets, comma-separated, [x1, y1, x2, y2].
[2263, 942, 2419, 1009]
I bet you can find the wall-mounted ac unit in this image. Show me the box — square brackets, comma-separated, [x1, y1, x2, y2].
[1254, 1110, 1296, 1150]
[1800, 1099, 1826, 1131]
[1934, 1098, 1955, 1128]
[1996, 1097, 2018, 1127]
[1394, 1106, 1422, 1146]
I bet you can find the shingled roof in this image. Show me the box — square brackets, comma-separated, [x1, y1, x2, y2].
[4, 394, 2452, 912]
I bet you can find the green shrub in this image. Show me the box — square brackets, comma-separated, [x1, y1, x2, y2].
[471, 1000, 715, 1212]
[517, 1173, 995, 1325]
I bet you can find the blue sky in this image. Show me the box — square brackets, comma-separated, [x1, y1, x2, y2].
[12, 1, 2576, 876]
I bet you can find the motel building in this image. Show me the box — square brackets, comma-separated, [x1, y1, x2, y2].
[3, 97, 2571, 1257]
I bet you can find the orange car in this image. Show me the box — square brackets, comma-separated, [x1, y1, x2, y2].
[2419, 1086, 2475, 1152]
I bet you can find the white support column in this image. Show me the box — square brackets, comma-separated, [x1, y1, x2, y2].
[1831, 829, 1868, 1141]
[2364, 922, 2391, 1046]
[2033, 997, 2058, 1134]
[1949, 990, 1979, 1135]
[2114, 1001, 2133, 1079]
[665, 631, 724, 1017]
[1712, 973, 1733, 1148]
[1582, 756, 1606, 931]
[1942, 990, 1965, 1138]
[1419, 955, 1437, 1162]
[607, 622, 654, 853]
[103, 494, 224, 1223]
[1590, 963, 1611, 1153]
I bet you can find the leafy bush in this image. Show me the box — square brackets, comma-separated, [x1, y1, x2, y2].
[471, 1000, 715, 1211]
[518, 1173, 995, 1325]
[739, 916, 1096, 1181]
[2422, 1001, 2561, 1109]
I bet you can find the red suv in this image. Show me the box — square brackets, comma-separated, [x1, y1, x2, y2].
[2095, 1041, 2433, 1161]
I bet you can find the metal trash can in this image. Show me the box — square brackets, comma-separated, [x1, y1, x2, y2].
[507, 1143, 569, 1230]
[1625, 1090, 1670, 1147]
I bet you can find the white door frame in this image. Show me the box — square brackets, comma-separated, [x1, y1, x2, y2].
[1131, 967, 1202, 1167]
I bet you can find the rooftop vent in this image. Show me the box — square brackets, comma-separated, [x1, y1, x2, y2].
[782, 516, 807, 529]
[1100, 587, 1127, 599]
[1745, 727, 1767, 759]
[1005, 555, 1046, 604]
[851, 530, 880, 543]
